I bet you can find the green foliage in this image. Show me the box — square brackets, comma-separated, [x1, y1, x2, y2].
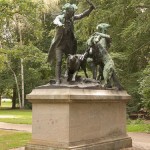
[37, 12, 54, 53]
[0, 0, 44, 48]
[139, 61, 150, 111]
[0, 0, 149, 111]
[74, 0, 150, 113]
[0, 54, 6, 72]
[0, 0, 52, 108]
[127, 118, 144, 125]
[22, 45, 50, 94]
[0, 69, 14, 94]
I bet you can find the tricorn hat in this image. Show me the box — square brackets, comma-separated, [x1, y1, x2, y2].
[62, 3, 78, 12]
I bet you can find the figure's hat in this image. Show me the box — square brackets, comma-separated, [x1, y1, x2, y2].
[96, 23, 110, 33]
[62, 3, 78, 12]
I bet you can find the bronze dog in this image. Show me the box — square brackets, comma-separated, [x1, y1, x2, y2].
[66, 54, 88, 81]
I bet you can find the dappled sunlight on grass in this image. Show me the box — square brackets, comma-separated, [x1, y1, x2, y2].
[0, 108, 32, 124]
[0, 129, 31, 149]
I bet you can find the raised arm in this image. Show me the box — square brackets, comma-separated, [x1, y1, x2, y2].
[74, 1, 95, 20]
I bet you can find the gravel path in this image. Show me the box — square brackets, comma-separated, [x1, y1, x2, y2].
[125, 132, 150, 150]
[0, 122, 32, 132]
[0, 122, 150, 150]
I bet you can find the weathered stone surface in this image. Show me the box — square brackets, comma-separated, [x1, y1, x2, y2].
[25, 88, 132, 150]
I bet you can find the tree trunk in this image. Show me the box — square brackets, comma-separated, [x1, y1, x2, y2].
[21, 58, 24, 108]
[0, 95, 1, 107]
[7, 60, 22, 108]
[12, 86, 17, 109]
[17, 16, 25, 109]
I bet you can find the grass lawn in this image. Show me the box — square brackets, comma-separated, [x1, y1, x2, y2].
[0, 109, 32, 124]
[127, 119, 150, 133]
[1, 101, 12, 108]
[0, 129, 31, 149]
[127, 124, 150, 132]
[0, 101, 32, 124]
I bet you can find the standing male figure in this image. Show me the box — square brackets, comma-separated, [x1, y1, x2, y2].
[47, 1, 95, 84]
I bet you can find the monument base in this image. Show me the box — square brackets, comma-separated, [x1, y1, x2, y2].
[25, 87, 132, 150]
[26, 137, 131, 150]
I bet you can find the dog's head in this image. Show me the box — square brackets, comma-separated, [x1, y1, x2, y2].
[67, 54, 78, 62]
[67, 54, 79, 67]
[87, 33, 101, 46]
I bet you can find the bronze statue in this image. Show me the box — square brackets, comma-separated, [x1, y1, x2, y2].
[66, 54, 88, 82]
[47, 1, 95, 84]
[84, 23, 111, 80]
[84, 24, 123, 90]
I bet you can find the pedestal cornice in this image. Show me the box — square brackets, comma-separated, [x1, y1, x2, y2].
[26, 87, 131, 103]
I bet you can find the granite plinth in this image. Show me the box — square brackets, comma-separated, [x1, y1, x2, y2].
[25, 87, 132, 150]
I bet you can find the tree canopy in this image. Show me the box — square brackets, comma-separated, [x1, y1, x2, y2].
[0, 0, 149, 111]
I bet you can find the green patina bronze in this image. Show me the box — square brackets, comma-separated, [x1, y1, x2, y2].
[85, 24, 123, 90]
[47, 1, 95, 84]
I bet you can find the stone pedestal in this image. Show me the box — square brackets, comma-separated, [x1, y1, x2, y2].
[25, 87, 132, 150]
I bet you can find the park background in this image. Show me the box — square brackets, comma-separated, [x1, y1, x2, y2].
[0, 0, 149, 149]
